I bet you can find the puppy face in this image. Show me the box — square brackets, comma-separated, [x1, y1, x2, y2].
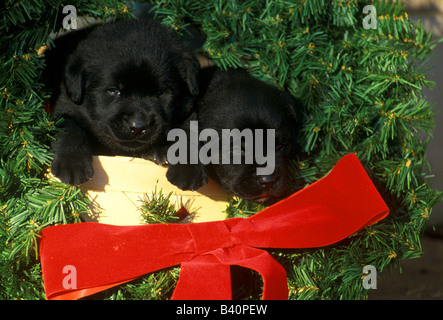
[197, 68, 301, 202]
[207, 106, 298, 202]
[83, 59, 185, 154]
[60, 19, 199, 155]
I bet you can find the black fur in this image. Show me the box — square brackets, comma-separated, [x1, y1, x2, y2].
[167, 67, 302, 202]
[50, 19, 200, 185]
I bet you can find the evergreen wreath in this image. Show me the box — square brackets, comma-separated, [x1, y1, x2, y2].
[1, 0, 441, 300]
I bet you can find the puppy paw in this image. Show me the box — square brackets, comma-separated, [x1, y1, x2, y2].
[142, 147, 169, 166]
[51, 146, 93, 185]
[144, 152, 168, 166]
[166, 164, 208, 191]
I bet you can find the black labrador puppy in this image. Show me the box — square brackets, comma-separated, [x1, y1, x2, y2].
[50, 19, 200, 185]
[166, 67, 301, 202]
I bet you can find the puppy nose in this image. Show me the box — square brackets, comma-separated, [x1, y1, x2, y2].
[259, 175, 276, 187]
[127, 113, 147, 135]
[129, 121, 147, 135]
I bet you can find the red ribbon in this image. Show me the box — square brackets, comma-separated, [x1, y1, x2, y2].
[39, 153, 389, 300]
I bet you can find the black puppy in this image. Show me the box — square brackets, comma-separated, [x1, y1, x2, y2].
[50, 19, 200, 185]
[167, 67, 301, 202]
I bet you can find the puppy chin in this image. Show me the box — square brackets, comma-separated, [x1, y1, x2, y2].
[232, 174, 289, 203]
[245, 189, 285, 203]
[99, 125, 164, 154]
[229, 182, 287, 203]
[248, 194, 272, 203]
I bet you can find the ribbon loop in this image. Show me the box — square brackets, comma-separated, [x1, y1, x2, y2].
[211, 245, 288, 300]
[39, 154, 389, 300]
[173, 245, 288, 300]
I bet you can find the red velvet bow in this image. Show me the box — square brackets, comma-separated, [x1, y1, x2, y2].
[39, 153, 389, 300]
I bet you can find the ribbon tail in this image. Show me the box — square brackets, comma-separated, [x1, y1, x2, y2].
[229, 153, 390, 249]
[172, 255, 232, 300]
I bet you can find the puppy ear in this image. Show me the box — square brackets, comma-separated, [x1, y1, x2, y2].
[63, 53, 85, 104]
[284, 94, 301, 123]
[180, 51, 200, 96]
[284, 94, 303, 156]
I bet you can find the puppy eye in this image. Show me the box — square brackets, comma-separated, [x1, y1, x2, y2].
[107, 88, 121, 97]
[155, 90, 163, 98]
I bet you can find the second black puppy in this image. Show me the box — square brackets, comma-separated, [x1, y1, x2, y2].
[167, 67, 301, 202]
[50, 19, 200, 185]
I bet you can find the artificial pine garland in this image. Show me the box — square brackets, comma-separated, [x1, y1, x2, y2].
[1, 0, 442, 300]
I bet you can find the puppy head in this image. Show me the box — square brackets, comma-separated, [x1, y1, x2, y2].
[62, 19, 200, 154]
[207, 86, 301, 202]
[209, 130, 294, 203]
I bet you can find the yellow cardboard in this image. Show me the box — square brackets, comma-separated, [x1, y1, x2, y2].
[78, 156, 232, 225]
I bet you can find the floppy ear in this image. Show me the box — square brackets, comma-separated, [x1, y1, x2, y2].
[284, 94, 301, 123]
[179, 51, 200, 96]
[63, 53, 85, 104]
[284, 94, 304, 156]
